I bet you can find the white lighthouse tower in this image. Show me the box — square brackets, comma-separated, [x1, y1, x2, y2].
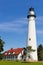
[27, 7, 38, 61]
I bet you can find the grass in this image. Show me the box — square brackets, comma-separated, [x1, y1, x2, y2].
[0, 61, 43, 65]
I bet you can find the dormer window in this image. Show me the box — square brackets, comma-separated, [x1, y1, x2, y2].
[13, 52, 15, 54]
[5, 53, 7, 55]
[9, 52, 10, 55]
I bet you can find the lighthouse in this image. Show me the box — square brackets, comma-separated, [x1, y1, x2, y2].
[27, 7, 38, 61]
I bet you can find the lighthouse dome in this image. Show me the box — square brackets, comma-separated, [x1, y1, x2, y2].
[29, 7, 35, 15]
[27, 7, 36, 18]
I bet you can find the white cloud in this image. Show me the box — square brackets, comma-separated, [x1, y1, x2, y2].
[0, 18, 28, 33]
[36, 16, 43, 20]
[36, 16, 43, 24]
[0, 17, 43, 34]
[37, 30, 43, 34]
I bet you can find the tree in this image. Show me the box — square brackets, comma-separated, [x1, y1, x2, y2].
[26, 46, 35, 60]
[0, 37, 5, 59]
[22, 48, 27, 61]
[37, 44, 43, 61]
[22, 46, 35, 61]
[26, 46, 35, 52]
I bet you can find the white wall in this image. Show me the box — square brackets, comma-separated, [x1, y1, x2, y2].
[17, 50, 24, 60]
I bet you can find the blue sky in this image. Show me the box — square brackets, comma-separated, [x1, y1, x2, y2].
[0, 0, 43, 51]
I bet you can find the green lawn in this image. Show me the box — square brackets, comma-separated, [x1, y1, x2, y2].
[0, 61, 43, 65]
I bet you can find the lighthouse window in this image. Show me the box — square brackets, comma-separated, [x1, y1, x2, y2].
[29, 38, 31, 40]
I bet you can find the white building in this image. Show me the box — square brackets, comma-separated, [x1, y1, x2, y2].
[27, 7, 38, 61]
[3, 48, 24, 60]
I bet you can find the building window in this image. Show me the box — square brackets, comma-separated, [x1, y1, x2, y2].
[29, 38, 31, 40]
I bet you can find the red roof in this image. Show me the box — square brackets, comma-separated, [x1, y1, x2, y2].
[4, 48, 23, 56]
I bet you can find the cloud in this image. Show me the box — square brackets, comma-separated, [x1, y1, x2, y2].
[36, 16, 43, 24]
[37, 30, 43, 34]
[0, 18, 28, 33]
[0, 17, 43, 34]
[36, 16, 43, 20]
